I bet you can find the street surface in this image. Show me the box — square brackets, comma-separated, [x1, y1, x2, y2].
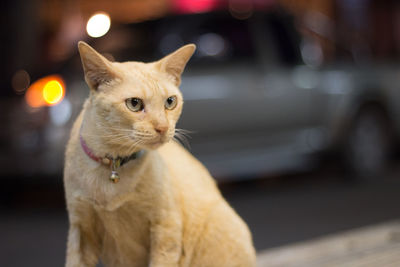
[257, 219, 400, 266]
[223, 163, 400, 250]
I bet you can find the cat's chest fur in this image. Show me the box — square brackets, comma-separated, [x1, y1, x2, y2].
[72, 157, 153, 211]
[95, 200, 152, 267]
[66, 136, 166, 266]
[65, 115, 159, 211]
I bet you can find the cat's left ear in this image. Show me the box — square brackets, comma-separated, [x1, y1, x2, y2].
[156, 44, 196, 86]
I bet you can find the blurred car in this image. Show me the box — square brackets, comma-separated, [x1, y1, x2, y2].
[159, 11, 400, 180]
[3, 9, 400, 181]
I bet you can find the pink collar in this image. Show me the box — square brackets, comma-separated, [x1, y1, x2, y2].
[79, 134, 110, 165]
[79, 134, 144, 167]
[79, 134, 144, 183]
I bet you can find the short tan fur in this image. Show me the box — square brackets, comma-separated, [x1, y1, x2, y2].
[64, 41, 256, 267]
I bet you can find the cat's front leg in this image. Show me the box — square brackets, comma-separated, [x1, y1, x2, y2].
[65, 223, 100, 267]
[149, 212, 183, 267]
[65, 199, 101, 267]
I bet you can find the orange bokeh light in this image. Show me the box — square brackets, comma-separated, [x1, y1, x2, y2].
[25, 75, 65, 108]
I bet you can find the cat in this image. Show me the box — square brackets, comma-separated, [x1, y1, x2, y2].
[63, 41, 256, 267]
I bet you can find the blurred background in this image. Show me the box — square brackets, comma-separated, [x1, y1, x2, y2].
[1, 0, 400, 266]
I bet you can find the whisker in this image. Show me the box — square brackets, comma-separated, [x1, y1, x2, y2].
[95, 126, 133, 132]
[83, 133, 128, 138]
[126, 139, 144, 154]
[133, 135, 154, 140]
[173, 136, 190, 150]
[133, 132, 154, 137]
[174, 129, 192, 150]
[175, 128, 194, 136]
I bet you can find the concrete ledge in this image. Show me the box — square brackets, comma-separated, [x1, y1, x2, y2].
[257, 220, 400, 267]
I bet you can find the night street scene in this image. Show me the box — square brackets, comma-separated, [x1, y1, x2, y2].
[2, 0, 400, 266]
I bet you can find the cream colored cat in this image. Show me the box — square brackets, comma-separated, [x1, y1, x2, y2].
[64, 41, 256, 267]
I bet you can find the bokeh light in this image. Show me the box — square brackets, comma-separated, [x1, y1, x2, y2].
[229, 0, 254, 20]
[25, 75, 65, 108]
[173, 0, 219, 14]
[43, 80, 64, 105]
[86, 12, 111, 38]
[197, 33, 226, 57]
[12, 69, 30, 95]
[50, 98, 72, 126]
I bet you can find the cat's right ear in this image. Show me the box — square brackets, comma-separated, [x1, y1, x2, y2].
[156, 44, 196, 86]
[78, 41, 119, 91]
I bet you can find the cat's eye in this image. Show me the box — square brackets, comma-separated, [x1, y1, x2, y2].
[126, 98, 144, 112]
[165, 96, 177, 110]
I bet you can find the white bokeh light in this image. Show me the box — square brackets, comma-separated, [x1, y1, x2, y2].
[50, 98, 72, 126]
[86, 13, 111, 38]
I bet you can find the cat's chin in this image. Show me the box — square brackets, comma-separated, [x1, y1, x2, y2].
[144, 139, 168, 150]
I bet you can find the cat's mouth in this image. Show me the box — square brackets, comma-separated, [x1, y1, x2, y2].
[130, 130, 173, 150]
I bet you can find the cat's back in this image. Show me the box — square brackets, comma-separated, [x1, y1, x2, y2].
[158, 141, 207, 173]
[158, 142, 256, 267]
[158, 141, 219, 195]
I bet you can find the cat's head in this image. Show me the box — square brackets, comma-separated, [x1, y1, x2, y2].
[78, 42, 195, 154]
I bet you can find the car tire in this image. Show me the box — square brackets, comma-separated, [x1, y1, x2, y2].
[344, 106, 392, 179]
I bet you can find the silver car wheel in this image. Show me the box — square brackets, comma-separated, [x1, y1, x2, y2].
[346, 108, 391, 178]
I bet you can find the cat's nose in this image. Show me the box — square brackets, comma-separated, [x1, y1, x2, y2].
[154, 125, 168, 135]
